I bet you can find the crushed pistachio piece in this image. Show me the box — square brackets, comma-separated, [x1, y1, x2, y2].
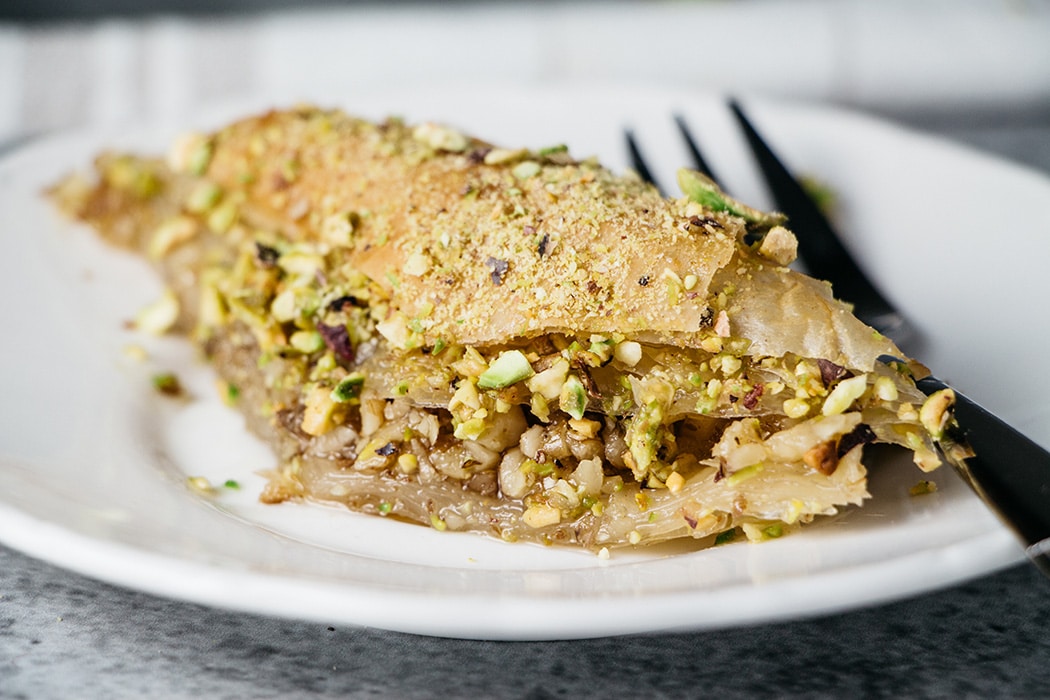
[665, 471, 686, 494]
[909, 480, 938, 496]
[168, 132, 211, 174]
[700, 335, 723, 353]
[713, 310, 731, 338]
[320, 211, 357, 246]
[478, 350, 534, 389]
[453, 416, 487, 441]
[530, 393, 551, 422]
[873, 375, 899, 402]
[302, 385, 340, 435]
[821, 374, 868, 416]
[148, 216, 197, 260]
[331, 373, 366, 403]
[206, 200, 238, 234]
[403, 251, 431, 277]
[559, 374, 588, 420]
[919, 389, 955, 439]
[376, 314, 410, 349]
[134, 288, 180, 335]
[270, 286, 319, 323]
[413, 123, 469, 152]
[186, 476, 214, 494]
[483, 147, 528, 165]
[677, 168, 784, 227]
[217, 379, 240, 405]
[151, 372, 183, 396]
[289, 330, 325, 354]
[522, 504, 561, 529]
[719, 355, 742, 377]
[397, 453, 419, 474]
[757, 225, 799, 266]
[568, 418, 601, 439]
[185, 182, 223, 213]
[741, 521, 784, 542]
[626, 398, 666, 478]
[587, 335, 614, 364]
[714, 528, 737, 546]
[528, 357, 570, 400]
[512, 160, 541, 180]
[613, 340, 642, 367]
[450, 379, 482, 411]
[897, 402, 919, 422]
[725, 463, 765, 487]
[277, 249, 325, 278]
[197, 281, 227, 330]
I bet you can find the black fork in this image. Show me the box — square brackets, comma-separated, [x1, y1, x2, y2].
[626, 100, 914, 347]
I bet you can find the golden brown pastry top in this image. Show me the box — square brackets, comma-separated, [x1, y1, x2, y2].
[194, 107, 898, 369]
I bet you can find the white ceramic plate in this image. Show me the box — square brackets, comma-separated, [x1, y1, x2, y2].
[1, 85, 1047, 640]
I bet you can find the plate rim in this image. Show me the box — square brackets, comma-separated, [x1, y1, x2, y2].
[0, 498, 1020, 640]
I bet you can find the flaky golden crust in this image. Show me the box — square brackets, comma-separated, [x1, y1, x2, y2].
[202, 108, 899, 368]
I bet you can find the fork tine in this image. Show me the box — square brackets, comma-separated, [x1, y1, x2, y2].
[624, 128, 663, 193]
[727, 99, 912, 342]
[673, 114, 722, 186]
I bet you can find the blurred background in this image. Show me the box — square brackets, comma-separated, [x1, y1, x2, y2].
[1, 0, 1049, 168]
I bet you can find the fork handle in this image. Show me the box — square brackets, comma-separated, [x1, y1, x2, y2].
[917, 375, 1050, 577]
